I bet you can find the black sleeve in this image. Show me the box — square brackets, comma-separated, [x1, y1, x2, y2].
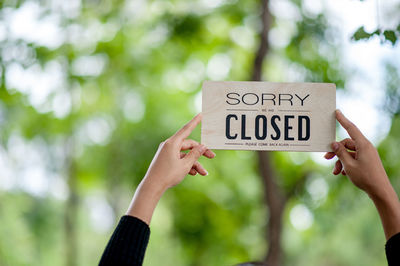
[386, 232, 400, 266]
[99, 215, 150, 266]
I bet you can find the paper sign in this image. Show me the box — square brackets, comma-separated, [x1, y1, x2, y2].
[201, 81, 336, 152]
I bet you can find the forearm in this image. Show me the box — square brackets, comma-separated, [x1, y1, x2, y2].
[126, 177, 167, 225]
[369, 182, 400, 240]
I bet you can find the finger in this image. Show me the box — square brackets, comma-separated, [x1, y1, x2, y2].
[204, 149, 216, 159]
[193, 161, 208, 176]
[333, 159, 342, 175]
[342, 138, 356, 151]
[181, 139, 216, 158]
[181, 139, 200, 150]
[181, 153, 206, 176]
[349, 151, 356, 159]
[324, 138, 356, 159]
[324, 152, 336, 160]
[336, 110, 366, 141]
[172, 113, 202, 142]
[184, 144, 207, 166]
[189, 168, 197, 176]
[332, 142, 355, 167]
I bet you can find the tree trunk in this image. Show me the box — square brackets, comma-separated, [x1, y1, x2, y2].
[107, 143, 124, 221]
[251, 0, 270, 82]
[64, 141, 78, 266]
[251, 1, 287, 265]
[257, 152, 286, 266]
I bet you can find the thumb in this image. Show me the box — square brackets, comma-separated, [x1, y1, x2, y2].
[332, 142, 354, 166]
[184, 144, 207, 166]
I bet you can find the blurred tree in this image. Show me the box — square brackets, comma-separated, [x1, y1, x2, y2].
[0, 0, 396, 266]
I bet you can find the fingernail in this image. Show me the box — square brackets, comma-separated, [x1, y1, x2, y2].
[332, 142, 339, 151]
[336, 109, 341, 114]
[205, 170, 209, 176]
[211, 151, 216, 157]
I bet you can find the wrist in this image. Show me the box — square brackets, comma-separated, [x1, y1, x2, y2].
[365, 172, 393, 200]
[368, 183, 398, 208]
[140, 176, 168, 198]
[139, 175, 169, 195]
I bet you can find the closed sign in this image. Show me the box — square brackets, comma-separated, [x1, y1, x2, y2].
[201, 81, 336, 152]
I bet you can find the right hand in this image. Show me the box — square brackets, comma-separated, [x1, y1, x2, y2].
[324, 110, 391, 198]
[143, 113, 215, 191]
[126, 114, 215, 225]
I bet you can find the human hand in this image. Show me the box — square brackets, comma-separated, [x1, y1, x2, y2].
[143, 113, 215, 191]
[324, 110, 400, 240]
[126, 113, 215, 224]
[324, 110, 391, 198]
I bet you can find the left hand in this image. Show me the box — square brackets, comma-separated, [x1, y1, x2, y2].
[323, 110, 389, 197]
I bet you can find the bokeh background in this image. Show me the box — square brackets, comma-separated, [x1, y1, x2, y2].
[0, 0, 400, 265]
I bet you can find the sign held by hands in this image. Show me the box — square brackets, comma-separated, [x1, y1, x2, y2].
[201, 81, 336, 152]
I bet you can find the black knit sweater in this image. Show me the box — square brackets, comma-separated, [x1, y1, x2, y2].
[99, 216, 150, 266]
[99, 215, 400, 266]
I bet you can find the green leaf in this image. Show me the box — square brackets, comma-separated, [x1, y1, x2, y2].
[352, 26, 373, 41]
[383, 30, 397, 45]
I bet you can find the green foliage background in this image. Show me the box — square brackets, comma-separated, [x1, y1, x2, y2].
[0, 0, 399, 265]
